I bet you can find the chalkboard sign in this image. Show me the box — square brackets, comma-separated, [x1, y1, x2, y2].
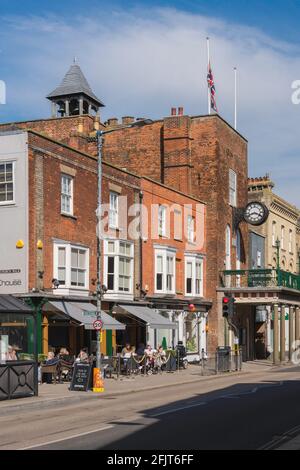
[69, 363, 92, 392]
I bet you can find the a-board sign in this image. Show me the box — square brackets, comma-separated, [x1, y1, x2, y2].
[69, 362, 92, 392]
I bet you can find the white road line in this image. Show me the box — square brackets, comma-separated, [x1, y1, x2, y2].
[151, 402, 206, 417]
[19, 425, 114, 450]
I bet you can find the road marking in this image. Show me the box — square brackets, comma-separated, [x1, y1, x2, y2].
[151, 401, 207, 417]
[19, 425, 114, 450]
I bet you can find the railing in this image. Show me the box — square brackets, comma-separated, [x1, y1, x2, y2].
[221, 268, 300, 291]
[0, 361, 38, 400]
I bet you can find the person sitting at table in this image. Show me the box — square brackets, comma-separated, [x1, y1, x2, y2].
[121, 343, 133, 358]
[42, 351, 59, 384]
[144, 344, 156, 368]
[155, 345, 167, 370]
[75, 348, 89, 363]
[6, 345, 18, 361]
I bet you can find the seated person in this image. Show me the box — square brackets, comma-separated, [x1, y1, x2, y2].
[75, 348, 89, 363]
[6, 345, 18, 361]
[144, 344, 156, 368]
[154, 345, 167, 369]
[45, 351, 59, 365]
[121, 343, 133, 359]
[42, 351, 59, 384]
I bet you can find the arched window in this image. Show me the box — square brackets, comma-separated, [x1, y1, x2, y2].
[272, 221, 276, 246]
[281, 226, 285, 249]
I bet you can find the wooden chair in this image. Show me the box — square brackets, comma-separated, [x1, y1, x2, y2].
[40, 363, 59, 384]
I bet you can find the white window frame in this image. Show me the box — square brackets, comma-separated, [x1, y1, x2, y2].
[229, 169, 237, 207]
[158, 205, 167, 237]
[109, 191, 119, 228]
[174, 209, 182, 241]
[0, 160, 15, 205]
[154, 247, 176, 294]
[61, 174, 73, 215]
[53, 242, 89, 291]
[187, 215, 195, 243]
[185, 255, 204, 297]
[103, 239, 134, 295]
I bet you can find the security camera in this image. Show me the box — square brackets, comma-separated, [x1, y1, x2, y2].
[52, 278, 60, 289]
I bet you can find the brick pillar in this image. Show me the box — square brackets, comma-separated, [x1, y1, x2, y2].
[273, 304, 279, 364]
[280, 304, 286, 363]
[163, 115, 192, 194]
[289, 305, 295, 361]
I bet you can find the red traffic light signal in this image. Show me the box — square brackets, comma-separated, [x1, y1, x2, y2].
[222, 294, 235, 318]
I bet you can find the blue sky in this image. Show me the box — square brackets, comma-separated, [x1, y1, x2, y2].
[1, 1, 300, 205]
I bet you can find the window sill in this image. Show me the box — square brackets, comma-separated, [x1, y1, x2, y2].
[61, 212, 77, 221]
[0, 201, 16, 207]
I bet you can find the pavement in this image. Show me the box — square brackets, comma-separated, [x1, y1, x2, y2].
[0, 359, 287, 416]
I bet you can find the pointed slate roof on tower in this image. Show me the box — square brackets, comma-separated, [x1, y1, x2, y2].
[46, 61, 104, 107]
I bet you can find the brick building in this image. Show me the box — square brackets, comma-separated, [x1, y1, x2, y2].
[0, 124, 208, 359]
[0, 62, 248, 356]
[96, 111, 249, 351]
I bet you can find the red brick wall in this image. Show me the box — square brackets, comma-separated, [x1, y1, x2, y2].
[27, 132, 140, 292]
[102, 121, 164, 182]
[100, 114, 248, 351]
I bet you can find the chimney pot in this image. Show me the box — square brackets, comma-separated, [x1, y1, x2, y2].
[178, 107, 184, 116]
[107, 118, 118, 127]
[122, 116, 134, 125]
[171, 107, 177, 116]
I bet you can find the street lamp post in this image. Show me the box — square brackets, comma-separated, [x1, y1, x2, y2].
[95, 119, 152, 373]
[95, 131, 103, 372]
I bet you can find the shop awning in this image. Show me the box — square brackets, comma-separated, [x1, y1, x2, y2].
[46, 301, 125, 330]
[0, 295, 33, 314]
[116, 304, 178, 329]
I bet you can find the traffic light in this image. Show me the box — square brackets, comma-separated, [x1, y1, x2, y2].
[222, 294, 236, 318]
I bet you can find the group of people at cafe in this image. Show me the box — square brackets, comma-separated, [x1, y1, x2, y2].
[121, 342, 167, 369]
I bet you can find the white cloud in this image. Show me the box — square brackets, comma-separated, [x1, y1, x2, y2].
[1, 7, 300, 205]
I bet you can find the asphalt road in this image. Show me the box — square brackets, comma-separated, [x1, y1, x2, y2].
[2, 365, 300, 450]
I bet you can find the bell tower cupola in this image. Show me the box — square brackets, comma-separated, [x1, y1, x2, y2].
[46, 58, 105, 118]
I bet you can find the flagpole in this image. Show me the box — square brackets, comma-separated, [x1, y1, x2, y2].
[234, 67, 237, 130]
[206, 37, 211, 115]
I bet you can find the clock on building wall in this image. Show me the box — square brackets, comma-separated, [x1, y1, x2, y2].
[243, 201, 269, 226]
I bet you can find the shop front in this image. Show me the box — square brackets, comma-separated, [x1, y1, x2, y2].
[111, 304, 178, 352]
[42, 300, 125, 356]
[0, 295, 38, 400]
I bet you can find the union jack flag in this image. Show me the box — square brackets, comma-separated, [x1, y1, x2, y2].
[207, 62, 218, 113]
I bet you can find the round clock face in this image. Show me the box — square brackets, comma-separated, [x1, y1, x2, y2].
[244, 202, 268, 226]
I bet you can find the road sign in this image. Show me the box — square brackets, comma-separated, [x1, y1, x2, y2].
[83, 310, 97, 317]
[93, 319, 103, 331]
